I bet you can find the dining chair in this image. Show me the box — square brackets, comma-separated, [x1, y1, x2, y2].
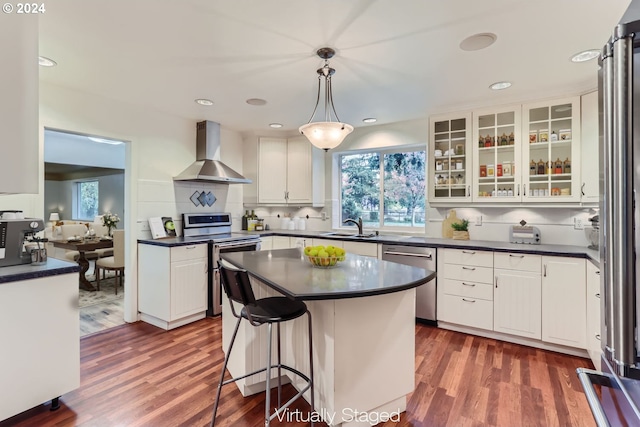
[95, 229, 125, 294]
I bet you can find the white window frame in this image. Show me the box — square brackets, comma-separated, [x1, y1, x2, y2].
[72, 180, 99, 221]
[333, 145, 427, 233]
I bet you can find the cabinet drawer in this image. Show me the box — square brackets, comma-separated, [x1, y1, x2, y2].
[171, 244, 207, 262]
[443, 264, 493, 284]
[439, 294, 493, 330]
[441, 278, 493, 301]
[443, 249, 493, 267]
[494, 253, 541, 272]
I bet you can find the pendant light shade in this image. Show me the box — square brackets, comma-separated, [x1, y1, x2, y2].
[299, 47, 353, 151]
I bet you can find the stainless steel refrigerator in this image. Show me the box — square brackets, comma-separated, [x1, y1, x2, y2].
[578, 18, 640, 426]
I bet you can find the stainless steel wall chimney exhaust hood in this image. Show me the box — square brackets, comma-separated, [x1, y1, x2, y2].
[173, 121, 251, 184]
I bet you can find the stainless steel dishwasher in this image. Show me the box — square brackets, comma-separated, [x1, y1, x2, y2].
[381, 244, 436, 325]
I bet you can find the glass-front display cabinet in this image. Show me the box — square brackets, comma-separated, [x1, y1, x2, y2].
[522, 97, 580, 202]
[428, 113, 472, 203]
[472, 106, 522, 202]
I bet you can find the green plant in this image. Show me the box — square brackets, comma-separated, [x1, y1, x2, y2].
[451, 219, 469, 231]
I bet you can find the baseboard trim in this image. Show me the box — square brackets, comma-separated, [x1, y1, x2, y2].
[438, 321, 590, 359]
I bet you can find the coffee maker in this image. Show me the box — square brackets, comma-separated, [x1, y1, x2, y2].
[0, 218, 45, 267]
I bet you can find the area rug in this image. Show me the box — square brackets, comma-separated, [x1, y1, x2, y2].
[78, 275, 124, 308]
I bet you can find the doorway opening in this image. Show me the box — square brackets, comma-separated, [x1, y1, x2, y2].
[43, 128, 127, 337]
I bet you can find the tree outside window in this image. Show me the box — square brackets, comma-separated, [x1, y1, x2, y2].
[77, 181, 99, 221]
[340, 149, 426, 229]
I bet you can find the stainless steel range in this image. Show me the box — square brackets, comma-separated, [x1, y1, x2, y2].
[182, 212, 261, 316]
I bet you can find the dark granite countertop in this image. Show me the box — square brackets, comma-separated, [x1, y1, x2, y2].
[221, 248, 436, 301]
[240, 230, 601, 267]
[138, 230, 600, 267]
[0, 258, 80, 284]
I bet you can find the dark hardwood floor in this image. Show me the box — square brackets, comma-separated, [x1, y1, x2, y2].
[1, 318, 596, 427]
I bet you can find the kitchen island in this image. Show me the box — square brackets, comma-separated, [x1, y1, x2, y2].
[220, 248, 435, 427]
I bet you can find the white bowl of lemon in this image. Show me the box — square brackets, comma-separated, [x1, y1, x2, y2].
[303, 245, 346, 268]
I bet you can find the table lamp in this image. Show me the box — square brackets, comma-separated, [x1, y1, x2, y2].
[49, 213, 60, 233]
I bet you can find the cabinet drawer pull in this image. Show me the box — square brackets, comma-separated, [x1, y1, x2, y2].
[462, 298, 476, 303]
[462, 282, 476, 287]
[595, 270, 601, 275]
[582, 183, 586, 196]
[523, 184, 526, 196]
[462, 266, 476, 271]
[495, 276, 498, 288]
[185, 245, 197, 249]
[467, 185, 471, 197]
[595, 334, 601, 340]
[509, 254, 525, 258]
[517, 184, 520, 196]
[462, 250, 476, 254]
[595, 293, 600, 298]
[543, 264, 547, 277]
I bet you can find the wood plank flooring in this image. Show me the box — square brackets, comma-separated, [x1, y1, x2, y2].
[0, 319, 596, 427]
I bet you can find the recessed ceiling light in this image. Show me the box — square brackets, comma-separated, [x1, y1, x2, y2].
[571, 49, 600, 63]
[246, 98, 267, 106]
[460, 33, 497, 52]
[195, 98, 214, 106]
[489, 81, 512, 90]
[363, 118, 377, 123]
[269, 123, 283, 128]
[38, 56, 57, 67]
[88, 137, 124, 145]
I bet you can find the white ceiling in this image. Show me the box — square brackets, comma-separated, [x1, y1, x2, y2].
[39, 0, 632, 134]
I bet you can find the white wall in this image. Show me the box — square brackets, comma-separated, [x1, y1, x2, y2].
[44, 173, 125, 222]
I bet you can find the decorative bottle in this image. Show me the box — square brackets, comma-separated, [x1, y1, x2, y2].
[242, 210, 248, 230]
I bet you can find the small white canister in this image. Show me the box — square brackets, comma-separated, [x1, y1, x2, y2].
[297, 219, 306, 230]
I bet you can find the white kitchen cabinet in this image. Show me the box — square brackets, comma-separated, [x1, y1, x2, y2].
[343, 241, 378, 257]
[256, 136, 324, 206]
[0, 15, 38, 194]
[522, 97, 581, 202]
[259, 236, 272, 250]
[493, 253, 542, 340]
[0, 273, 79, 421]
[272, 236, 295, 249]
[429, 112, 473, 203]
[472, 105, 522, 202]
[311, 238, 344, 248]
[138, 243, 208, 330]
[438, 248, 494, 330]
[586, 262, 602, 369]
[541, 256, 586, 348]
[581, 91, 599, 203]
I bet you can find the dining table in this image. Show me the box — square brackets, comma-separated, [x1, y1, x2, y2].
[51, 238, 114, 291]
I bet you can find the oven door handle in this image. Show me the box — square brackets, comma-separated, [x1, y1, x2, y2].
[383, 250, 433, 259]
[215, 240, 261, 250]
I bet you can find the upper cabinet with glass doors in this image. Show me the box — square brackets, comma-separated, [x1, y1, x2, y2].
[522, 97, 581, 202]
[472, 106, 522, 203]
[428, 112, 473, 203]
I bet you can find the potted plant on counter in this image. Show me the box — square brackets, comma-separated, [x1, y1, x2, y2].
[451, 219, 470, 240]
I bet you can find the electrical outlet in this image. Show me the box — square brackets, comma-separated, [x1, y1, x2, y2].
[574, 217, 584, 230]
[475, 215, 482, 226]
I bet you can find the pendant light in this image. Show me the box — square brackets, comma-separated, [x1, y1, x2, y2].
[299, 47, 353, 151]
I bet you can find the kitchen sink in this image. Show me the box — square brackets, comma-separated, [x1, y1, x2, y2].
[320, 232, 377, 238]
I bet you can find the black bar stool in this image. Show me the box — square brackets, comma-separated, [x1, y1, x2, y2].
[211, 260, 314, 427]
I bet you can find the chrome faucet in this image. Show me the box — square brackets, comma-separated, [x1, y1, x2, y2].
[343, 217, 363, 235]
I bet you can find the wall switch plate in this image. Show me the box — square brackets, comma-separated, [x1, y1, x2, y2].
[475, 216, 482, 226]
[574, 217, 584, 230]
